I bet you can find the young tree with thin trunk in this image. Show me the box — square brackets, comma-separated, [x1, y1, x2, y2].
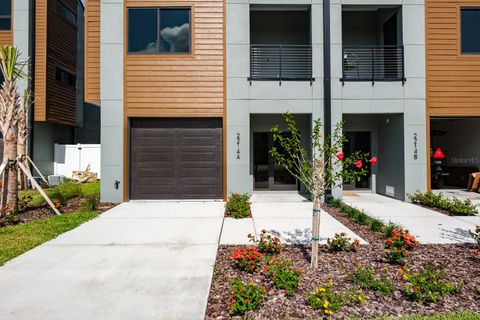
[270, 113, 377, 269]
[0, 46, 28, 214]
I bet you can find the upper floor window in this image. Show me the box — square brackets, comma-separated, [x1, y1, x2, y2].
[128, 8, 191, 54]
[0, 0, 12, 30]
[57, 0, 77, 26]
[55, 67, 76, 88]
[461, 8, 480, 54]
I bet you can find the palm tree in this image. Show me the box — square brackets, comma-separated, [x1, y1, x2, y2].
[0, 46, 28, 214]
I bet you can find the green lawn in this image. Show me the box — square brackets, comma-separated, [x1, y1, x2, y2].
[0, 211, 98, 266]
[380, 311, 480, 320]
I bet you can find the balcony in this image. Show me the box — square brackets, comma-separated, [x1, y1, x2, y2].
[249, 5, 312, 84]
[341, 5, 405, 86]
[249, 44, 313, 83]
[341, 45, 405, 85]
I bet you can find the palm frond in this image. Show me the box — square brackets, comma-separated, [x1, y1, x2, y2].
[0, 46, 29, 82]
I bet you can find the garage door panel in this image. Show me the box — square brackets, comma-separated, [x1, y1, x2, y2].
[130, 118, 223, 200]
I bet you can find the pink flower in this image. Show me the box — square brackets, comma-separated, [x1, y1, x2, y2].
[355, 160, 362, 169]
[370, 157, 378, 166]
[336, 152, 344, 161]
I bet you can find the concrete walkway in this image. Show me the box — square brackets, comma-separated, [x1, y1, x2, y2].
[221, 193, 366, 245]
[343, 193, 480, 244]
[0, 202, 224, 320]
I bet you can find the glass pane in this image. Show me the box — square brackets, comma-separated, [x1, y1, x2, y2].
[461, 9, 480, 54]
[0, 0, 11, 16]
[128, 9, 158, 53]
[273, 133, 296, 186]
[254, 133, 269, 189]
[160, 9, 190, 53]
[0, 18, 11, 30]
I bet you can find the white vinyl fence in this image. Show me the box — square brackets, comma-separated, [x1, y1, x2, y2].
[54, 144, 101, 179]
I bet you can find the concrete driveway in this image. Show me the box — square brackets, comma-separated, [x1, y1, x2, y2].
[0, 201, 224, 320]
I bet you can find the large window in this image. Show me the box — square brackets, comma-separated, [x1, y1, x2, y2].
[0, 0, 11, 30]
[57, 0, 77, 26]
[461, 8, 480, 54]
[128, 8, 191, 54]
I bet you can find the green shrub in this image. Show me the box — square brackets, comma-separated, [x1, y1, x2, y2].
[56, 182, 82, 200]
[248, 229, 282, 254]
[330, 198, 343, 208]
[229, 279, 267, 315]
[384, 222, 402, 239]
[327, 232, 360, 252]
[307, 280, 365, 316]
[408, 191, 478, 216]
[78, 195, 100, 212]
[47, 190, 67, 207]
[264, 257, 302, 296]
[350, 265, 395, 294]
[385, 228, 417, 264]
[369, 217, 385, 232]
[469, 225, 480, 253]
[230, 246, 263, 273]
[225, 193, 251, 219]
[401, 265, 462, 303]
[353, 210, 370, 225]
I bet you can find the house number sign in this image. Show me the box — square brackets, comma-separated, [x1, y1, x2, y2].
[236, 133, 241, 160]
[413, 133, 418, 161]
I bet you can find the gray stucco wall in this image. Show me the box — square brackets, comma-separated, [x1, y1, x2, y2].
[100, 0, 124, 203]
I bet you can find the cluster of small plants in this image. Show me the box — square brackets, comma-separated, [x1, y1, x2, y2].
[307, 280, 366, 316]
[350, 264, 395, 294]
[248, 229, 282, 254]
[263, 257, 303, 296]
[79, 195, 100, 212]
[408, 191, 478, 216]
[331, 199, 389, 233]
[327, 232, 360, 252]
[469, 225, 480, 255]
[225, 193, 251, 219]
[384, 228, 417, 264]
[230, 246, 263, 272]
[228, 278, 267, 315]
[399, 265, 462, 303]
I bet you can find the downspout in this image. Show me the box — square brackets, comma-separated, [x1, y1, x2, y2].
[323, 0, 333, 203]
[27, 0, 35, 161]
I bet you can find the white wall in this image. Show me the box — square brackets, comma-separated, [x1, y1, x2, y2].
[54, 144, 101, 178]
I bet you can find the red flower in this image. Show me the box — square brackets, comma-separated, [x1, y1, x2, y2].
[355, 160, 363, 169]
[471, 249, 478, 255]
[336, 152, 344, 161]
[247, 233, 252, 238]
[370, 157, 378, 166]
[261, 229, 267, 234]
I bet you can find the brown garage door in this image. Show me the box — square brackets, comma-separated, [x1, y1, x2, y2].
[130, 118, 223, 200]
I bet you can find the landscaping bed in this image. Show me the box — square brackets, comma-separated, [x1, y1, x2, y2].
[206, 205, 480, 319]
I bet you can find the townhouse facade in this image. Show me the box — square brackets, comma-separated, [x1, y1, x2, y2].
[0, 0, 100, 175]
[95, 0, 480, 203]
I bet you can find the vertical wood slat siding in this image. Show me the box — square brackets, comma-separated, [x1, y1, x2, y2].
[45, 0, 78, 125]
[125, 0, 225, 117]
[426, 0, 480, 116]
[34, 0, 48, 122]
[85, 0, 100, 103]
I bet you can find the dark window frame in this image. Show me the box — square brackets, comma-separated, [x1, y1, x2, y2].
[127, 7, 192, 55]
[0, 0, 12, 31]
[55, 67, 76, 88]
[56, 0, 77, 26]
[460, 7, 480, 55]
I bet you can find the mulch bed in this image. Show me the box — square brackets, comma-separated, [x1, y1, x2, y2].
[0, 197, 116, 227]
[206, 206, 480, 319]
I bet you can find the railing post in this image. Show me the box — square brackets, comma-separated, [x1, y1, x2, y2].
[279, 45, 282, 86]
[401, 45, 406, 85]
[371, 47, 375, 86]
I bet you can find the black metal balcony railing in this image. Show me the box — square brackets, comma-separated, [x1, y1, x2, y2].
[341, 45, 406, 85]
[249, 45, 314, 84]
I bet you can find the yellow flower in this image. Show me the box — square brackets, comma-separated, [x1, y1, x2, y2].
[403, 274, 409, 281]
[398, 268, 404, 275]
[325, 309, 333, 315]
[323, 300, 330, 309]
[316, 287, 326, 295]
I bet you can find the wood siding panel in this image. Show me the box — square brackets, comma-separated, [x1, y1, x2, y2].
[34, 0, 48, 122]
[45, 0, 78, 125]
[426, 0, 480, 116]
[0, 31, 12, 46]
[124, 0, 225, 117]
[85, 0, 100, 103]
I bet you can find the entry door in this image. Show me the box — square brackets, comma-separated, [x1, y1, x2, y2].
[253, 132, 297, 190]
[343, 132, 371, 190]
